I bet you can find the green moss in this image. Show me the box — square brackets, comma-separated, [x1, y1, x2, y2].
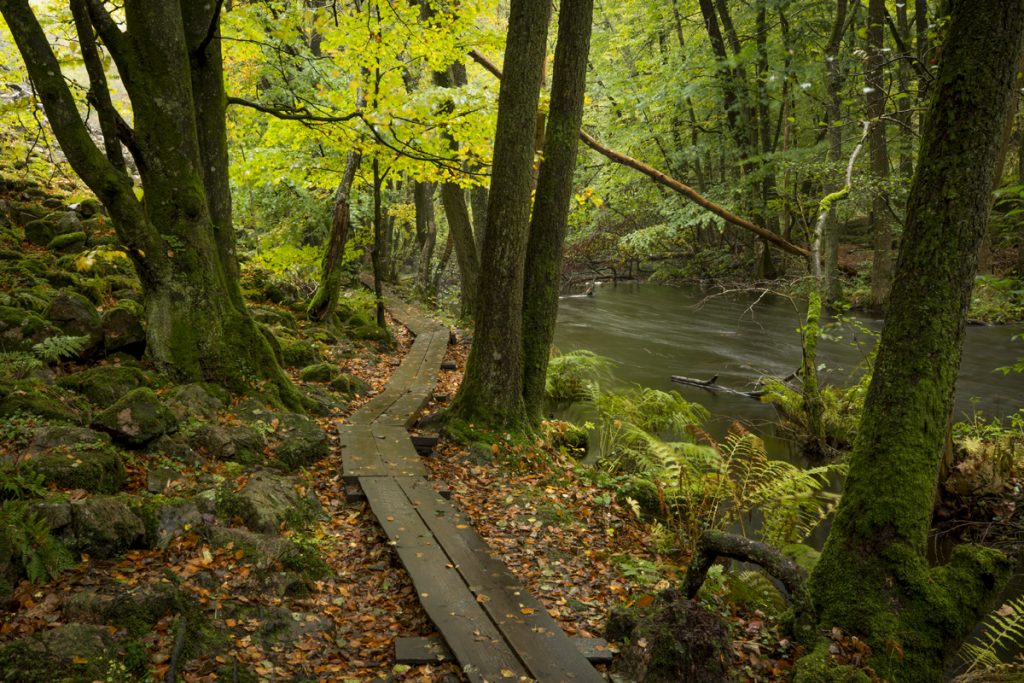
[793, 642, 871, 683]
[57, 365, 148, 405]
[24, 445, 126, 494]
[298, 362, 337, 382]
[47, 231, 86, 253]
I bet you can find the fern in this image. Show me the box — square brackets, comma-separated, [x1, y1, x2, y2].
[545, 349, 615, 402]
[0, 500, 73, 583]
[959, 597, 1024, 673]
[0, 351, 42, 380]
[31, 335, 89, 363]
[0, 466, 47, 501]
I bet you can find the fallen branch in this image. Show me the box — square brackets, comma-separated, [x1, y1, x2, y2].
[671, 374, 766, 399]
[683, 530, 814, 632]
[468, 49, 811, 260]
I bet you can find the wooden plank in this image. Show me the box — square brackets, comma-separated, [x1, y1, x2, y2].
[338, 425, 384, 481]
[395, 635, 450, 664]
[371, 426, 427, 478]
[397, 477, 604, 683]
[572, 637, 613, 665]
[360, 477, 528, 682]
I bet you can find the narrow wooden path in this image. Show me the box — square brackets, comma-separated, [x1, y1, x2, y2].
[339, 297, 605, 683]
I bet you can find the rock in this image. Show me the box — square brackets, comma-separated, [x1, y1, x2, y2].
[25, 425, 110, 456]
[299, 362, 338, 382]
[72, 198, 103, 219]
[250, 305, 296, 330]
[146, 467, 181, 494]
[47, 230, 87, 253]
[279, 336, 320, 368]
[189, 424, 264, 463]
[149, 501, 205, 548]
[22, 215, 58, 246]
[270, 413, 328, 470]
[63, 582, 183, 631]
[218, 470, 321, 534]
[55, 210, 83, 236]
[301, 385, 347, 417]
[164, 383, 224, 422]
[329, 372, 372, 396]
[58, 365, 147, 405]
[606, 588, 731, 683]
[91, 388, 177, 447]
[0, 305, 59, 352]
[23, 445, 125, 494]
[101, 304, 146, 357]
[0, 383, 85, 424]
[147, 433, 201, 465]
[45, 290, 103, 358]
[0, 623, 120, 682]
[68, 497, 145, 558]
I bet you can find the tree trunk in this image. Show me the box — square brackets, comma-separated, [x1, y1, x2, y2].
[520, 0, 594, 425]
[308, 151, 361, 321]
[821, 0, 848, 304]
[371, 158, 387, 328]
[866, 0, 893, 310]
[414, 181, 437, 294]
[804, 3, 1024, 677]
[447, 0, 552, 432]
[440, 183, 480, 318]
[2, 0, 302, 409]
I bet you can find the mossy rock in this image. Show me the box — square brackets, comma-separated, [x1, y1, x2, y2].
[164, 383, 224, 422]
[0, 623, 123, 683]
[23, 443, 126, 494]
[91, 387, 177, 447]
[72, 198, 103, 219]
[0, 305, 60, 352]
[250, 305, 297, 330]
[269, 413, 329, 470]
[22, 215, 59, 247]
[63, 581, 184, 634]
[100, 304, 146, 357]
[45, 290, 103, 358]
[349, 322, 394, 344]
[189, 423, 265, 464]
[58, 365, 148, 405]
[793, 642, 872, 683]
[47, 231, 87, 253]
[0, 383, 86, 424]
[216, 469, 322, 534]
[299, 362, 338, 382]
[279, 336, 320, 368]
[329, 372, 372, 396]
[606, 588, 732, 683]
[618, 476, 662, 518]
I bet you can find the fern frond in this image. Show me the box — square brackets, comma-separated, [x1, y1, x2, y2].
[960, 597, 1024, 673]
[32, 335, 89, 363]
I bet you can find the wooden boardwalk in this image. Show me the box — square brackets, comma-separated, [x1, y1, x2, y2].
[339, 297, 605, 683]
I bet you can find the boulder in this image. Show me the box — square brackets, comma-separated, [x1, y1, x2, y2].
[25, 425, 110, 456]
[58, 365, 147, 405]
[63, 582, 183, 631]
[45, 291, 103, 358]
[299, 362, 337, 382]
[218, 470, 321, 534]
[0, 383, 85, 424]
[40, 497, 144, 559]
[47, 230, 87, 253]
[164, 383, 224, 422]
[0, 305, 59, 352]
[147, 433, 201, 465]
[0, 623, 120, 682]
[72, 198, 103, 219]
[329, 372, 372, 396]
[22, 215, 58, 246]
[188, 423, 264, 463]
[91, 388, 177, 447]
[101, 304, 146, 357]
[270, 413, 329, 470]
[279, 336, 320, 368]
[22, 427, 125, 493]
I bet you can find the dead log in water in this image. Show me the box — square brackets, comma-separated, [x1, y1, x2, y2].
[670, 374, 766, 399]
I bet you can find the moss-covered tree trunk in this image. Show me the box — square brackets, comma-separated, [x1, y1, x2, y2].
[866, 0, 893, 310]
[446, 0, 551, 432]
[804, 2, 1024, 677]
[2, 0, 303, 409]
[821, 0, 847, 305]
[520, 0, 594, 425]
[308, 151, 361, 322]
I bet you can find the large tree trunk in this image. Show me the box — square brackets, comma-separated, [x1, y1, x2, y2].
[804, 3, 1024, 678]
[866, 0, 893, 310]
[2, 0, 302, 409]
[520, 0, 594, 425]
[447, 0, 552, 432]
[413, 181, 438, 294]
[308, 151, 361, 321]
[821, 0, 848, 304]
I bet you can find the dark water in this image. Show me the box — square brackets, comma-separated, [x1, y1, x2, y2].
[553, 282, 1023, 446]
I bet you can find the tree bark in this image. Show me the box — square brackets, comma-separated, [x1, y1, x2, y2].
[413, 181, 437, 293]
[866, 0, 893, 310]
[520, 0, 594, 425]
[448, 0, 552, 432]
[308, 151, 361, 321]
[371, 158, 386, 328]
[2, 0, 302, 409]
[804, 3, 1024, 677]
[821, 0, 848, 304]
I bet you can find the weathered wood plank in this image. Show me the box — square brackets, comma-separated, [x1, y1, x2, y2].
[371, 426, 427, 477]
[361, 477, 528, 682]
[397, 477, 605, 682]
[338, 425, 384, 481]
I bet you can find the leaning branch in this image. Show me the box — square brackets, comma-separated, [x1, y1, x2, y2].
[468, 48, 811, 259]
[670, 374, 766, 399]
[226, 96, 360, 123]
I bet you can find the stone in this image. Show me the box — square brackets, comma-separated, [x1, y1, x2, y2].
[0, 383, 85, 424]
[299, 362, 338, 382]
[164, 383, 224, 422]
[0, 623, 120, 682]
[150, 501, 206, 548]
[23, 445, 125, 494]
[57, 497, 145, 558]
[147, 433, 201, 465]
[72, 198, 103, 218]
[63, 582, 182, 631]
[47, 230, 87, 253]
[329, 372, 372, 396]
[270, 413, 329, 470]
[45, 290, 103, 358]
[25, 425, 110, 457]
[101, 304, 146, 357]
[250, 305, 296, 330]
[91, 388, 177, 447]
[189, 423, 264, 463]
[0, 305, 59, 352]
[279, 336, 320, 368]
[218, 470, 321, 534]
[22, 215, 59, 246]
[58, 365, 147, 405]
